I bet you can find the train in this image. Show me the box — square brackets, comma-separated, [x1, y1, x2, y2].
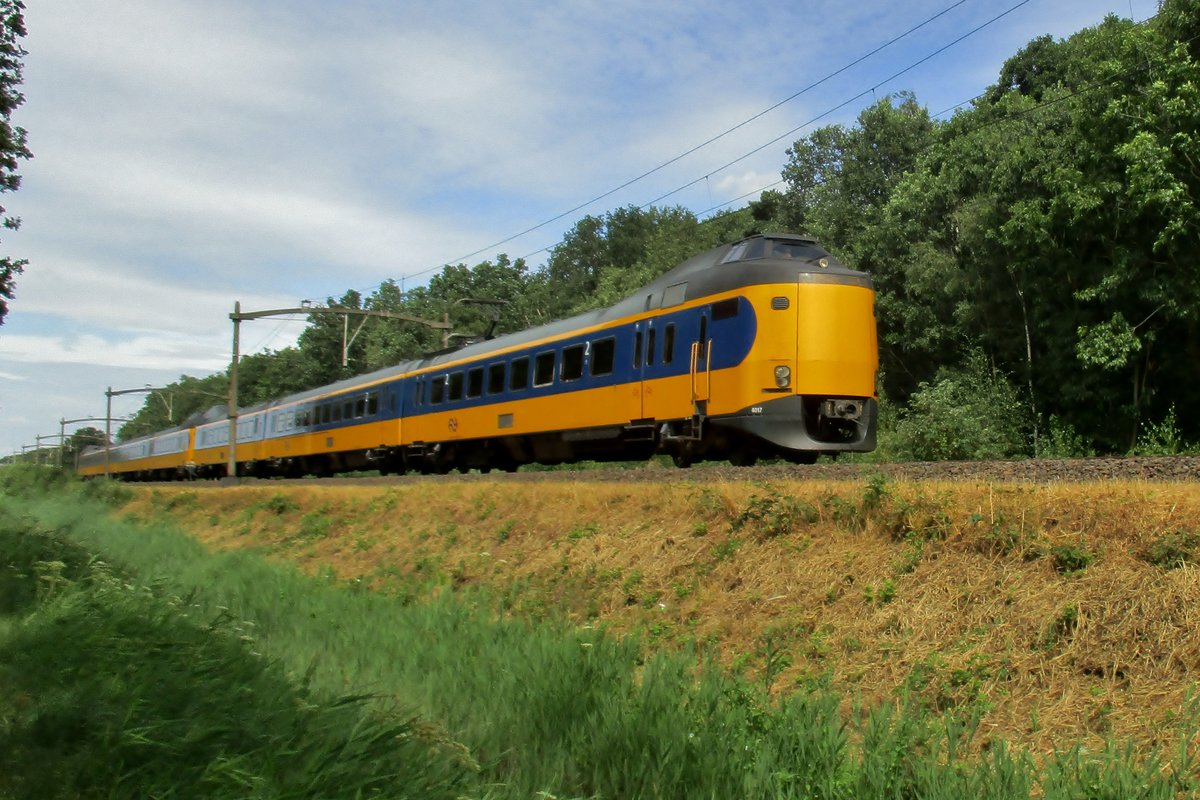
[77, 233, 879, 480]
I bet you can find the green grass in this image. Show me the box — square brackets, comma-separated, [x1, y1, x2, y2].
[3, 466, 1199, 799]
[0, 500, 473, 799]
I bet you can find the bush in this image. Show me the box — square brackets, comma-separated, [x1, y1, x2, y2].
[1132, 406, 1190, 456]
[0, 462, 70, 496]
[890, 351, 1028, 461]
[1038, 416, 1096, 458]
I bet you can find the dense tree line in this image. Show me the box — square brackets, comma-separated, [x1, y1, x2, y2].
[0, 0, 28, 325]
[123, 1, 1199, 458]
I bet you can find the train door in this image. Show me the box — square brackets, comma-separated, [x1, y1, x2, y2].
[689, 310, 711, 414]
[628, 321, 646, 420]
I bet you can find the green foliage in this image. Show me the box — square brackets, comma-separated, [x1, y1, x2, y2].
[0, 0, 29, 325]
[0, 513, 473, 799]
[1132, 406, 1190, 455]
[1039, 416, 1096, 458]
[890, 352, 1028, 461]
[1050, 543, 1094, 575]
[0, 462, 70, 495]
[257, 492, 299, 516]
[732, 485, 818, 539]
[864, 579, 897, 606]
[1142, 530, 1200, 569]
[78, 477, 134, 508]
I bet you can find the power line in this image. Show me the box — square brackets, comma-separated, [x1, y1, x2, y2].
[631, 0, 1034, 212]
[399, 0, 983, 283]
[325, 0, 1037, 306]
[687, 17, 1176, 240]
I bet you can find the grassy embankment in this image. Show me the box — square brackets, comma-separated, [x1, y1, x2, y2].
[4, 465, 1200, 798]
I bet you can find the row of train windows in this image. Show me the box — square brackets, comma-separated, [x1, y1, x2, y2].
[417, 324, 680, 406]
[279, 391, 381, 431]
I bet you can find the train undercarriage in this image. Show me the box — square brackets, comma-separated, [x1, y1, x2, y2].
[165, 394, 876, 481]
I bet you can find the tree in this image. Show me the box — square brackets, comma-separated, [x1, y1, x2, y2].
[0, 0, 29, 325]
[118, 374, 228, 440]
[64, 426, 106, 467]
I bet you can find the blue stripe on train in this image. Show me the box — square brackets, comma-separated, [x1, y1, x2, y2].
[264, 296, 757, 438]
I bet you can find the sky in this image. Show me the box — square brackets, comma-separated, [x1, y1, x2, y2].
[0, 0, 1159, 459]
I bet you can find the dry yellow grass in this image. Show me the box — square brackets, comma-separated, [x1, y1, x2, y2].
[125, 477, 1200, 757]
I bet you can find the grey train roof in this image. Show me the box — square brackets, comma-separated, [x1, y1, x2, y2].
[213, 234, 869, 415]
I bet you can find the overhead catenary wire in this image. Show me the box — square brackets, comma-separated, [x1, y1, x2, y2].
[687, 13, 1174, 238]
[408, 0, 978, 279]
[507, 0, 1039, 264]
[319, 0, 1043, 305]
[630, 0, 1034, 212]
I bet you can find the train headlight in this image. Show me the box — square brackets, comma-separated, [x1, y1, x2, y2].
[774, 365, 791, 388]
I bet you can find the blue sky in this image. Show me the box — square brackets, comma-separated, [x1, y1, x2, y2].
[0, 0, 1158, 457]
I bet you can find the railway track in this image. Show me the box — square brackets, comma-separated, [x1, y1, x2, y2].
[192, 455, 1200, 487]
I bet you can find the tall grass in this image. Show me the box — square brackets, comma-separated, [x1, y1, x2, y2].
[4, 468, 1199, 799]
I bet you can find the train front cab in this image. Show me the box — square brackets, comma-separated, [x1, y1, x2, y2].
[736, 272, 877, 461]
[668, 239, 878, 466]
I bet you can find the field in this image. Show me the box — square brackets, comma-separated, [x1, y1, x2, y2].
[4, 466, 1200, 797]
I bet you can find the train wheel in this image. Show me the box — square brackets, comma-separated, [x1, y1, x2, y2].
[672, 451, 693, 469]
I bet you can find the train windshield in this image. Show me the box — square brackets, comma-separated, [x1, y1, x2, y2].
[721, 238, 828, 264]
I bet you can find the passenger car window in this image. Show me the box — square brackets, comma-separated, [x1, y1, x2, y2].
[467, 367, 484, 398]
[488, 362, 506, 394]
[560, 344, 584, 381]
[510, 358, 529, 391]
[591, 337, 615, 376]
[533, 352, 555, 387]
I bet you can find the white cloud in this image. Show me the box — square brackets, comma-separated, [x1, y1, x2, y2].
[0, 331, 229, 372]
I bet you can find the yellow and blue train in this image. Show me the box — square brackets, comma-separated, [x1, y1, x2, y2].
[78, 233, 878, 480]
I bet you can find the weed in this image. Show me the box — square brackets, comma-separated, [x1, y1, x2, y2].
[732, 486, 818, 540]
[894, 540, 923, 575]
[865, 579, 897, 606]
[1040, 603, 1080, 650]
[807, 626, 832, 660]
[495, 519, 515, 543]
[861, 472, 892, 511]
[757, 627, 794, 692]
[1142, 530, 1200, 569]
[259, 493, 299, 516]
[162, 491, 199, 511]
[567, 522, 599, 540]
[295, 512, 331, 541]
[1132, 406, 1189, 455]
[473, 496, 497, 520]
[79, 478, 133, 507]
[690, 487, 731, 521]
[710, 538, 741, 562]
[1050, 542, 1094, 575]
[822, 493, 861, 529]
